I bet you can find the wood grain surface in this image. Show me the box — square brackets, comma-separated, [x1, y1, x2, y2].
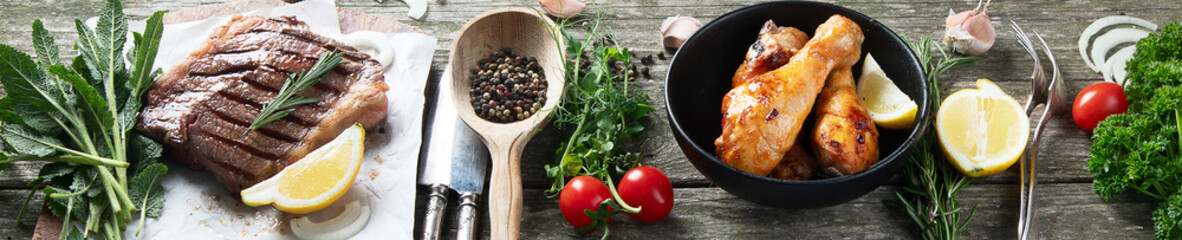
[0, 0, 1178, 239]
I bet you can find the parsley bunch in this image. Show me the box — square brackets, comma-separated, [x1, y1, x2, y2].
[0, 1, 168, 239]
[1089, 22, 1182, 240]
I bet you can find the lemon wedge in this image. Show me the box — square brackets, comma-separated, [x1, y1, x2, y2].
[242, 124, 365, 214]
[936, 79, 1029, 177]
[857, 53, 919, 130]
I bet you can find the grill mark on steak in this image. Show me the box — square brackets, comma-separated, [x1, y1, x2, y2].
[184, 65, 341, 99]
[187, 52, 353, 93]
[214, 74, 335, 113]
[207, 107, 300, 144]
[214, 31, 371, 62]
[136, 16, 390, 192]
[201, 129, 283, 161]
[207, 91, 319, 128]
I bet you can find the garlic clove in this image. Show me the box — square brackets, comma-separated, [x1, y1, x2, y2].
[661, 16, 702, 49]
[958, 11, 995, 55]
[943, 0, 995, 56]
[943, 12, 994, 55]
[539, 0, 586, 19]
[945, 9, 973, 30]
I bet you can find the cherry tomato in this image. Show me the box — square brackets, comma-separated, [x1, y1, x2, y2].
[559, 175, 612, 230]
[1073, 82, 1128, 131]
[618, 166, 674, 223]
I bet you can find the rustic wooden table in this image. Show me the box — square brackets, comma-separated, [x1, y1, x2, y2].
[1, 0, 1178, 239]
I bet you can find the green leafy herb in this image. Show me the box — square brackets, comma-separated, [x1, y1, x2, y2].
[884, 37, 978, 240]
[248, 50, 344, 130]
[541, 13, 655, 240]
[1088, 22, 1182, 240]
[544, 14, 654, 198]
[1155, 191, 1182, 238]
[0, 1, 167, 239]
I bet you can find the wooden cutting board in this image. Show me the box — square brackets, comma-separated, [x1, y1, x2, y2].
[30, 0, 424, 239]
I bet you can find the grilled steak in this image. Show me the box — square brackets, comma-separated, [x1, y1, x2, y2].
[136, 16, 389, 192]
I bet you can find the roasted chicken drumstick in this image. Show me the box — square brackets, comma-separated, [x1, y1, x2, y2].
[811, 67, 879, 176]
[715, 15, 865, 176]
[731, 20, 809, 87]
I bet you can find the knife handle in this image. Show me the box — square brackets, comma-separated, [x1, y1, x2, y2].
[422, 183, 449, 240]
[456, 192, 479, 240]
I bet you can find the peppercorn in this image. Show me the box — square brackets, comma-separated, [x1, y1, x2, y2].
[469, 47, 547, 123]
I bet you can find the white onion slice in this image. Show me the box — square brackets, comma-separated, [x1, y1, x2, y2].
[1104, 46, 1136, 85]
[1077, 16, 1158, 72]
[291, 200, 371, 240]
[339, 31, 396, 69]
[1089, 28, 1150, 73]
[401, 0, 427, 20]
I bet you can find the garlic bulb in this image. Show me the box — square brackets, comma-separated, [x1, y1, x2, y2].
[539, 0, 585, 19]
[943, 0, 995, 56]
[661, 16, 702, 49]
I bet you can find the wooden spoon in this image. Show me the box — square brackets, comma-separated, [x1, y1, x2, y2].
[447, 8, 566, 240]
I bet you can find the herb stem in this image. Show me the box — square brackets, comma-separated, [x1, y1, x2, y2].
[604, 177, 641, 212]
[97, 166, 135, 215]
[249, 50, 343, 130]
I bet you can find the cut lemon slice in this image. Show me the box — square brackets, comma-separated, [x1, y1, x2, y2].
[857, 53, 918, 130]
[242, 124, 365, 214]
[936, 79, 1029, 177]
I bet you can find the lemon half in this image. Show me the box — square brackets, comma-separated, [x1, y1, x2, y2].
[857, 53, 919, 130]
[936, 79, 1029, 177]
[242, 124, 365, 214]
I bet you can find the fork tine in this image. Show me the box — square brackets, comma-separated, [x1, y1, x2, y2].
[1012, 20, 1046, 116]
[1010, 21, 1037, 57]
[1034, 31, 1071, 107]
[1034, 31, 1059, 83]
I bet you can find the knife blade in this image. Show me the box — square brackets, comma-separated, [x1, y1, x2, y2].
[418, 66, 486, 240]
[451, 125, 489, 240]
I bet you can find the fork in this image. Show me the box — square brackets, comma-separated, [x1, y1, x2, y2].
[1012, 22, 1071, 240]
[1011, 21, 1048, 116]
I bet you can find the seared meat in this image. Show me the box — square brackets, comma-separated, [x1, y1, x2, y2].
[715, 15, 864, 176]
[731, 20, 808, 87]
[769, 144, 816, 180]
[811, 67, 878, 177]
[136, 16, 389, 192]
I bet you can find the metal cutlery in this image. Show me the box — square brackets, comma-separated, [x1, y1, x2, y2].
[1011, 21, 1070, 240]
[419, 66, 490, 240]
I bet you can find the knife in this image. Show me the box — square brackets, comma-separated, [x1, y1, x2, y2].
[451, 130, 488, 240]
[419, 66, 488, 240]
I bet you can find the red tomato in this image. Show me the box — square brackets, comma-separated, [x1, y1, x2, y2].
[618, 166, 674, 223]
[1073, 82, 1128, 131]
[559, 175, 613, 230]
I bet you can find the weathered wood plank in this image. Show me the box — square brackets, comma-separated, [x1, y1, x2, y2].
[0, 0, 1176, 239]
[0, 189, 45, 239]
[411, 183, 1155, 239]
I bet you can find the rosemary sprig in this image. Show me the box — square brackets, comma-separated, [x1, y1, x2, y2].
[883, 37, 978, 240]
[248, 50, 345, 130]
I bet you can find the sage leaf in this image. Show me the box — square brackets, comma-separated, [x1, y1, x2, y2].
[32, 19, 61, 67]
[1, 124, 63, 157]
[129, 163, 166, 219]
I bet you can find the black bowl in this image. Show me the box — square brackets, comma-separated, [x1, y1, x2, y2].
[665, 1, 929, 209]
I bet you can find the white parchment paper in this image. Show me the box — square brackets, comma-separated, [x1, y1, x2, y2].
[123, 0, 435, 238]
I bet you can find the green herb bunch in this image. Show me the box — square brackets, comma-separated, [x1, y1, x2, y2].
[884, 37, 978, 240]
[543, 15, 655, 198]
[1088, 22, 1182, 239]
[0, 1, 168, 239]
